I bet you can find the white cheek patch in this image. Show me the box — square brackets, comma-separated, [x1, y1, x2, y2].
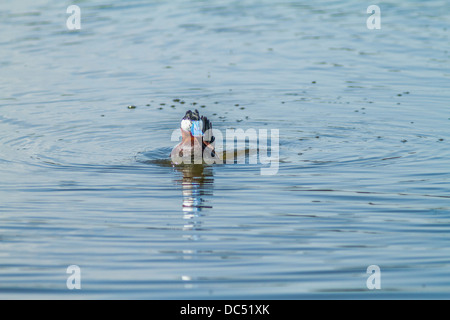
[181, 119, 192, 132]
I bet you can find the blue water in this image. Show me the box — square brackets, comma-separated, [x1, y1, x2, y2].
[0, 0, 449, 299]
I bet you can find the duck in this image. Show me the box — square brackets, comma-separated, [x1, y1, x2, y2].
[171, 109, 217, 164]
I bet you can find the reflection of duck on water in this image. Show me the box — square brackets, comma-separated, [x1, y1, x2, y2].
[171, 109, 219, 165]
[174, 164, 214, 215]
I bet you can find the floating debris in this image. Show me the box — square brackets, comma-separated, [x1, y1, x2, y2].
[127, 105, 137, 109]
[173, 99, 180, 102]
[312, 81, 316, 84]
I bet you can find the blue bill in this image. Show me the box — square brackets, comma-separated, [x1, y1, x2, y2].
[191, 120, 203, 137]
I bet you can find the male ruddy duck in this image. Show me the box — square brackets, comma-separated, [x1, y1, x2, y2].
[171, 109, 217, 164]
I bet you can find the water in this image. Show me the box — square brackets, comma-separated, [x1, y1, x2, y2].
[0, 0, 449, 299]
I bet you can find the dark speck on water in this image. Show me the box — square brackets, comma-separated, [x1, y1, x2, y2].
[1, 0, 449, 300]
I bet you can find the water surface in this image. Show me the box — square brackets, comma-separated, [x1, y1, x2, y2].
[0, 0, 449, 299]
